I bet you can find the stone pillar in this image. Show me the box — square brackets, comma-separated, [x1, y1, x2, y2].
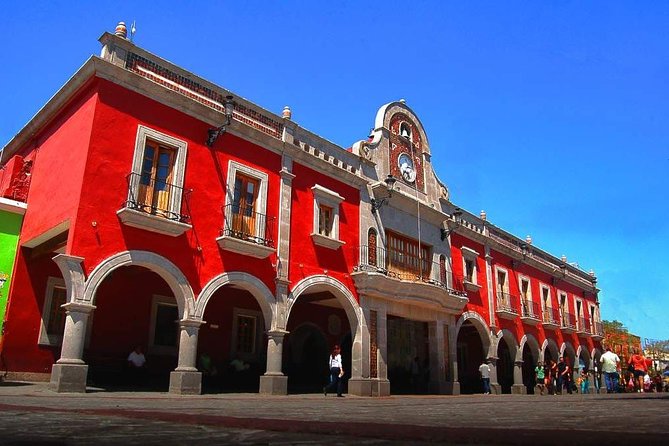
[50, 302, 95, 393]
[373, 307, 390, 396]
[259, 329, 288, 395]
[348, 305, 372, 397]
[428, 320, 448, 394]
[488, 357, 501, 394]
[446, 322, 460, 395]
[512, 360, 526, 394]
[484, 248, 495, 329]
[169, 319, 203, 395]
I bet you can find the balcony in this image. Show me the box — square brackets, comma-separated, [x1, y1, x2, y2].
[577, 317, 591, 337]
[117, 173, 192, 237]
[463, 277, 482, 293]
[520, 300, 542, 326]
[560, 312, 577, 333]
[216, 204, 276, 259]
[351, 246, 468, 314]
[542, 308, 560, 330]
[591, 322, 604, 341]
[496, 292, 519, 320]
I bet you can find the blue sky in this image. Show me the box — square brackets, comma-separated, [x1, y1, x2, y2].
[2, 2, 668, 339]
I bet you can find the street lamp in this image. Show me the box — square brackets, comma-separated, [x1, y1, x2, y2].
[206, 95, 235, 147]
[370, 175, 397, 213]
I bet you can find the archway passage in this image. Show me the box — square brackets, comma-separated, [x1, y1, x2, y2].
[284, 290, 351, 394]
[85, 265, 178, 391]
[456, 321, 485, 394]
[522, 343, 538, 394]
[497, 338, 513, 394]
[198, 285, 266, 393]
[387, 315, 430, 394]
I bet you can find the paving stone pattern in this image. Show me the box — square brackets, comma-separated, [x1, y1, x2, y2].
[0, 382, 667, 445]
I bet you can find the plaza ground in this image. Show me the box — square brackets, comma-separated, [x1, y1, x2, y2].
[0, 381, 667, 445]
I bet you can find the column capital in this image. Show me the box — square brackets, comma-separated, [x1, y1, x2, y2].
[275, 277, 291, 287]
[179, 318, 204, 328]
[267, 329, 289, 339]
[280, 167, 295, 181]
[61, 302, 96, 314]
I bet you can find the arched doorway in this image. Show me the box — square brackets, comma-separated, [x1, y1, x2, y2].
[85, 265, 178, 391]
[456, 320, 486, 394]
[497, 337, 513, 394]
[520, 335, 540, 394]
[285, 276, 359, 394]
[387, 315, 429, 394]
[283, 323, 329, 393]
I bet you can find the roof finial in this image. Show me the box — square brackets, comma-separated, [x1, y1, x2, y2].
[115, 21, 128, 39]
[282, 106, 292, 120]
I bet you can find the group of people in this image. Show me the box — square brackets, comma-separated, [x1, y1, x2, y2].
[601, 347, 669, 393]
[534, 356, 582, 395]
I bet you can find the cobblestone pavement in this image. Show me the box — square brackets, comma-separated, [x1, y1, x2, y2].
[0, 382, 667, 445]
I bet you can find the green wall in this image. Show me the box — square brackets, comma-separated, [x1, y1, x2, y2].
[0, 210, 23, 338]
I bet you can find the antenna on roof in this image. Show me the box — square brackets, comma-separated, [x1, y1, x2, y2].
[130, 21, 137, 42]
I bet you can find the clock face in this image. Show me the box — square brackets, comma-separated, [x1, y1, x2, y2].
[398, 153, 416, 183]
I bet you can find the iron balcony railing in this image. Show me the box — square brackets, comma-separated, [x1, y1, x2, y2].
[592, 321, 604, 336]
[221, 203, 276, 247]
[123, 172, 192, 223]
[542, 307, 560, 325]
[561, 312, 577, 330]
[354, 245, 467, 297]
[521, 300, 542, 319]
[578, 317, 592, 333]
[496, 291, 519, 314]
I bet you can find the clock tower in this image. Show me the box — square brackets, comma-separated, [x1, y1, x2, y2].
[389, 113, 424, 190]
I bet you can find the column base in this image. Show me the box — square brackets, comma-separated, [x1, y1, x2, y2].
[490, 383, 502, 395]
[347, 378, 390, 397]
[430, 380, 458, 395]
[259, 374, 287, 395]
[50, 363, 88, 393]
[511, 384, 526, 394]
[169, 371, 202, 395]
[445, 381, 460, 395]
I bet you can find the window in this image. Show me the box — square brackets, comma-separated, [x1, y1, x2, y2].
[318, 204, 334, 236]
[386, 231, 431, 278]
[231, 172, 260, 239]
[311, 185, 345, 249]
[367, 228, 378, 267]
[575, 298, 584, 330]
[496, 268, 508, 295]
[38, 277, 67, 346]
[149, 296, 179, 355]
[495, 267, 512, 309]
[540, 285, 552, 321]
[439, 255, 447, 285]
[461, 247, 480, 290]
[129, 126, 187, 220]
[399, 122, 412, 140]
[519, 276, 532, 316]
[558, 291, 570, 326]
[231, 308, 264, 361]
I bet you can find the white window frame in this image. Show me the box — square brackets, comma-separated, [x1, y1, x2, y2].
[148, 295, 179, 355]
[557, 290, 569, 325]
[461, 247, 479, 285]
[129, 125, 188, 216]
[518, 275, 532, 302]
[38, 277, 66, 346]
[231, 307, 264, 362]
[575, 297, 584, 330]
[310, 184, 345, 249]
[494, 266, 509, 295]
[225, 161, 269, 235]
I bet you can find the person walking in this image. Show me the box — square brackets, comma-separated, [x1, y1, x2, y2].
[323, 344, 344, 397]
[629, 348, 648, 393]
[535, 361, 546, 395]
[600, 347, 620, 393]
[479, 360, 491, 394]
[557, 356, 572, 394]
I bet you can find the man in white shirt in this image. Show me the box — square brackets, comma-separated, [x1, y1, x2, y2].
[479, 360, 491, 394]
[127, 345, 146, 368]
[600, 347, 620, 393]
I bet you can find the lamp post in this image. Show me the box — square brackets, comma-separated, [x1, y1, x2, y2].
[206, 95, 235, 147]
[440, 208, 463, 240]
[370, 175, 397, 213]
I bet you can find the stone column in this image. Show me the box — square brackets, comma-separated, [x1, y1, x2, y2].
[484, 248, 495, 329]
[169, 319, 203, 395]
[259, 329, 289, 395]
[428, 319, 448, 394]
[50, 302, 96, 393]
[512, 360, 526, 394]
[448, 322, 460, 395]
[373, 306, 390, 396]
[348, 305, 372, 397]
[488, 357, 501, 394]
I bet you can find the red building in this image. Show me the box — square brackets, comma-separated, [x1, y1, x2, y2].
[0, 23, 602, 395]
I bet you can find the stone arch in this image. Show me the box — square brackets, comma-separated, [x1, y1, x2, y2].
[194, 272, 273, 329]
[542, 338, 560, 363]
[82, 250, 195, 318]
[576, 344, 592, 371]
[495, 329, 519, 359]
[518, 334, 541, 363]
[455, 311, 492, 355]
[560, 341, 577, 368]
[286, 275, 362, 378]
